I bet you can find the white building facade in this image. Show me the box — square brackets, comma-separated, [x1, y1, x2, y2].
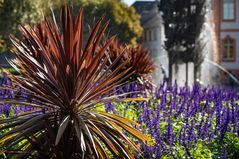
[133, 1, 168, 83]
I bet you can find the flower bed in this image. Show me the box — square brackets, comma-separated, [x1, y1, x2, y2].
[105, 81, 239, 158]
[1, 75, 239, 158]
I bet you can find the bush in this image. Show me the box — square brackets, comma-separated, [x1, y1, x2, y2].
[0, 4, 151, 158]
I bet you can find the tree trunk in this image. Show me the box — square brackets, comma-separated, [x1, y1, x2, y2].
[168, 55, 173, 83]
[194, 64, 201, 84]
[194, 64, 197, 83]
[186, 62, 188, 84]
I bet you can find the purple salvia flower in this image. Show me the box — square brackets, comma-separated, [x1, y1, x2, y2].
[221, 149, 227, 159]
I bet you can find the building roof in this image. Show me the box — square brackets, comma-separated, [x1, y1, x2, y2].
[132, 0, 159, 25]
[132, 1, 156, 14]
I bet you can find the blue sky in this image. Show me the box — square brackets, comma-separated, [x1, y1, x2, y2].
[123, 0, 155, 6]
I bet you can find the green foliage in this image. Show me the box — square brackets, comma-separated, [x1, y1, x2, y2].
[0, 0, 142, 52]
[114, 102, 139, 121]
[0, 0, 56, 51]
[2, 68, 19, 75]
[190, 140, 213, 158]
[56, 0, 142, 46]
[206, 133, 239, 159]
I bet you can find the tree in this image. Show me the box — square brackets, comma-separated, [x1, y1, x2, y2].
[159, 0, 206, 83]
[0, 0, 142, 52]
[54, 0, 143, 46]
[0, 0, 54, 52]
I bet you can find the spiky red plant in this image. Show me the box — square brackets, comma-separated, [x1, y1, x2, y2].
[107, 40, 155, 82]
[0, 5, 151, 158]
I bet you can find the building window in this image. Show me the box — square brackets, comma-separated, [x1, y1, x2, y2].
[222, 36, 236, 61]
[223, 0, 235, 20]
[149, 30, 152, 41]
[153, 28, 157, 41]
[144, 30, 147, 42]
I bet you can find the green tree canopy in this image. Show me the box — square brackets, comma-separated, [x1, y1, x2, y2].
[0, 0, 56, 51]
[62, 0, 142, 45]
[0, 0, 142, 51]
